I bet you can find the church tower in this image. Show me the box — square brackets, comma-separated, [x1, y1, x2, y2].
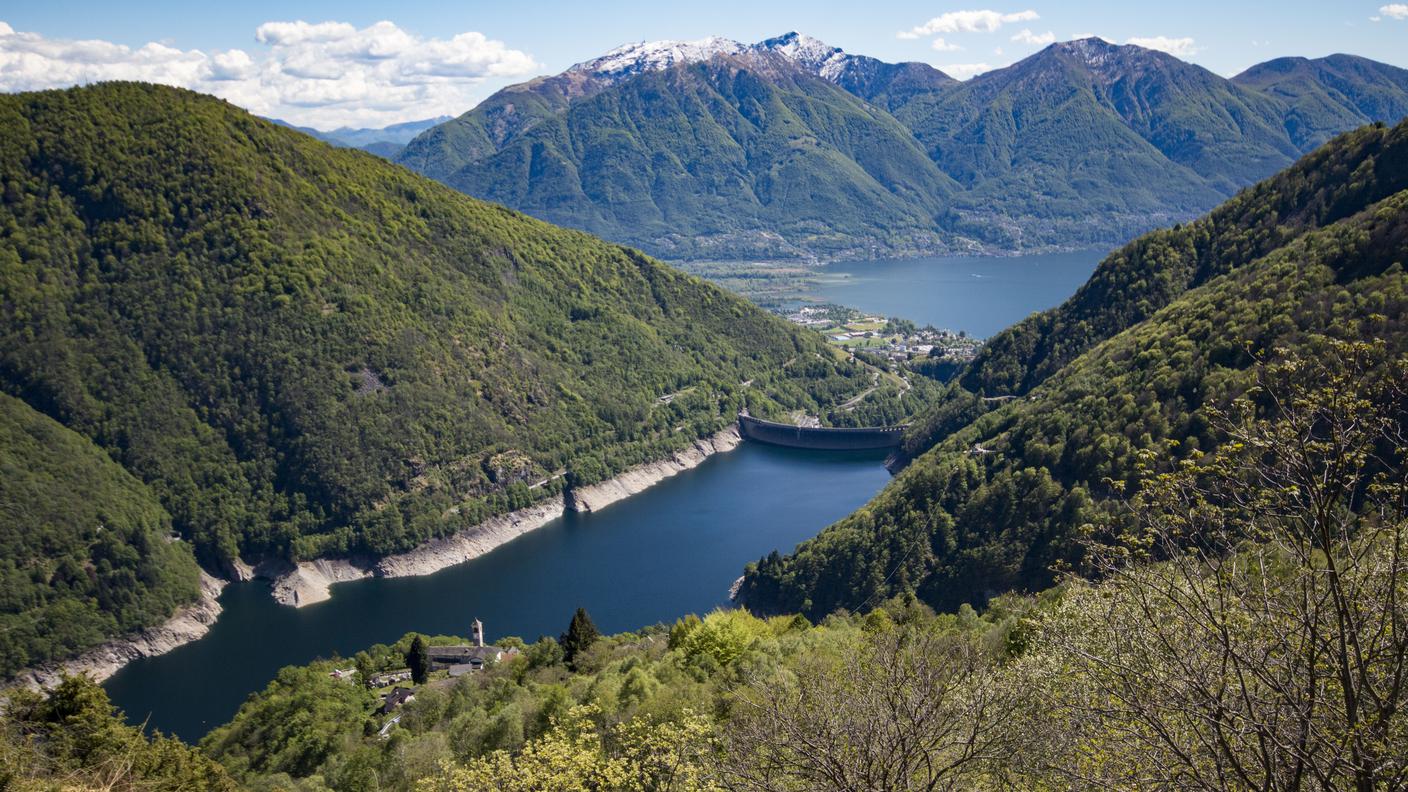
[472, 618, 484, 648]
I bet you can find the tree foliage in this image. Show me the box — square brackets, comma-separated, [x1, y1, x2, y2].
[0, 676, 235, 791]
[0, 393, 200, 679]
[418, 704, 722, 792]
[561, 608, 601, 670]
[407, 636, 430, 685]
[1029, 342, 1408, 790]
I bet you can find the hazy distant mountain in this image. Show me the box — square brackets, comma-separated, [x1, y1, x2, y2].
[270, 116, 451, 158]
[1232, 54, 1408, 149]
[891, 37, 1302, 247]
[398, 33, 1408, 260]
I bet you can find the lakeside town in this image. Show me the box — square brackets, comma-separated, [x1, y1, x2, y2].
[777, 303, 983, 370]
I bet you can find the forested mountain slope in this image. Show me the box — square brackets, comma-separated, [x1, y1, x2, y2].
[1233, 54, 1408, 149]
[399, 35, 1408, 259]
[0, 394, 200, 676]
[889, 37, 1299, 247]
[737, 120, 1408, 616]
[0, 83, 873, 625]
[952, 119, 1408, 405]
[402, 36, 960, 261]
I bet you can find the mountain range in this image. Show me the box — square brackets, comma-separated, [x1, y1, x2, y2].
[396, 33, 1408, 260]
[271, 116, 451, 158]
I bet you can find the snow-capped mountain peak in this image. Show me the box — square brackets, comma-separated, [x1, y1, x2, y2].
[567, 32, 862, 87]
[569, 36, 745, 83]
[752, 32, 851, 80]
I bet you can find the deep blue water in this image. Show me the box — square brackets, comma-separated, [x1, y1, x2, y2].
[105, 443, 891, 742]
[811, 249, 1104, 338]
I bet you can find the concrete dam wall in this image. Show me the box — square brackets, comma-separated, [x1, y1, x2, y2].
[737, 414, 906, 451]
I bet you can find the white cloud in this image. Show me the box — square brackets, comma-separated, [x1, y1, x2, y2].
[939, 62, 997, 80]
[1126, 35, 1198, 56]
[1377, 3, 1408, 19]
[930, 37, 963, 52]
[0, 19, 539, 128]
[1011, 29, 1055, 45]
[899, 9, 1039, 39]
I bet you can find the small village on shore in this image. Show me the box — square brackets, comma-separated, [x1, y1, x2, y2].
[779, 303, 983, 367]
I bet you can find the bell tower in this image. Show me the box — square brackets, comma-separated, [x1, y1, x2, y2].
[471, 618, 485, 648]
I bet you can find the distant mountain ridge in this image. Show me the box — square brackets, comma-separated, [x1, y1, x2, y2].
[270, 116, 451, 158]
[397, 34, 1408, 260]
[1232, 53, 1408, 149]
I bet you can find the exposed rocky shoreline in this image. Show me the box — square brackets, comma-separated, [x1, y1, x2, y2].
[263, 425, 742, 607]
[10, 571, 227, 690]
[565, 426, 740, 513]
[7, 426, 743, 691]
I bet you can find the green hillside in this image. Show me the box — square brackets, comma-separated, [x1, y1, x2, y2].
[408, 59, 959, 261]
[0, 82, 874, 593]
[891, 38, 1300, 247]
[951, 119, 1408, 406]
[0, 393, 201, 676]
[737, 119, 1408, 616]
[2, 676, 235, 790]
[1233, 54, 1408, 149]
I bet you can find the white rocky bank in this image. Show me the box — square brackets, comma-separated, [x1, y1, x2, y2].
[12, 571, 227, 689]
[265, 425, 742, 607]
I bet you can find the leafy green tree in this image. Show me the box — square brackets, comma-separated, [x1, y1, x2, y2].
[407, 635, 430, 685]
[1032, 342, 1408, 791]
[417, 705, 721, 792]
[0, 676, 235, 790]
[560, 608, 600, 669]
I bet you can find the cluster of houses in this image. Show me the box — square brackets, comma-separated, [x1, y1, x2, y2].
[336, 618, 521, 725]
[779, 304, 982, 365]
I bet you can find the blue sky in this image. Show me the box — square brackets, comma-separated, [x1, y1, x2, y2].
[3, 1, 1406, 127]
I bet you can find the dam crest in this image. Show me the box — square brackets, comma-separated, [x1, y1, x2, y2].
[737, 412, 906, 451]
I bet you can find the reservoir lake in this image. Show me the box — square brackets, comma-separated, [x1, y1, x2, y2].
[812, 249, 1103, 338]
[104, 249, 1105, 741]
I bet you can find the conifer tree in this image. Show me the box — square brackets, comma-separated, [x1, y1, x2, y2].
[406, 635, 430, 684]
[560, 608, 600, 669]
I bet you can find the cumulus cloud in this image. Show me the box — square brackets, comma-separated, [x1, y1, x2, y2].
[899, 9, 1039, 39]
[1376, 3, 1408, 19]
[931, 37, 963, 52]
[1126, 35, 1198, 56]
[0, 19, 539, 127]
[938, 62, 997, 80]
[1011, 29, 1055, 45]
